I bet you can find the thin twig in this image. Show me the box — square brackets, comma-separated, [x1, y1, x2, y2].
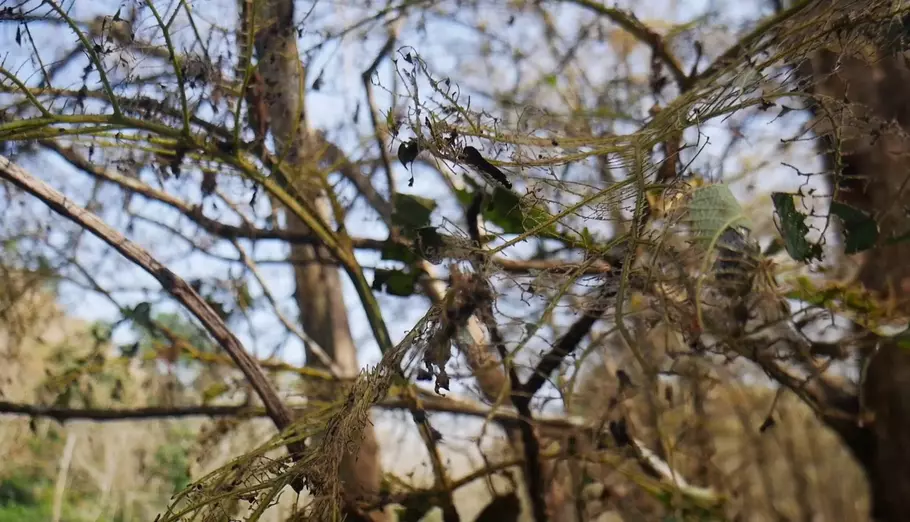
[231, 239, 342, 375]
[693, 0, 815, 84]
[43, 140, 603, 277]
[566, 0, 690, 91]
[466, 194, 547, 522]
[362, 21, 401, 197]
[521, 299, 610, 399]
[0, 393, 720, 504]
[52, 431, 78, 522]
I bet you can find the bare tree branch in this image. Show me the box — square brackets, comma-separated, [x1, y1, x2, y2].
[0, 154, 305, 469]
[0, 393, 720, 505]
[44, 138, 613, 278]
[565, 0, 691, 91]
[520, 293, 612, 400]
[362, 22, 402, 196]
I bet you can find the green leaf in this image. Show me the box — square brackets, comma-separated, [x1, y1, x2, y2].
[372, 268, 422, 296]
[456, 180, 556, 238]
[771, 192, 823, 263]
[830, 201, 878, 254]
[35, 255, 54, 277]
[141, 311, 217, 354]
[202, 382, 230, 404]
[486, 186, 556, 236]
[485, 187, 524, 234]
[686, 184, 752, 245]
[2, 238, 17, 255]
[414, 226, 447, 264]
[385, 110, 398, 135]
[90, 321, 113, 343]
[382, 227, 446, 264]
[453, 186, 474, 207]
[392, 193, 437, 230]
[119, 342, 140, 358]
[234, 281, 253, 311]
[580, 227, 596, 248]
[381, 241, 417, 264]
[127, 302, 153, 326]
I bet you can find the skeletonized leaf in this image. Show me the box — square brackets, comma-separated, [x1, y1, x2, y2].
[685, 183, 752, 245]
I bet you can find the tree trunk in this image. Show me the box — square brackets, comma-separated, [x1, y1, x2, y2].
[245, 0, 383, 518]
[806, 8, 910, 520]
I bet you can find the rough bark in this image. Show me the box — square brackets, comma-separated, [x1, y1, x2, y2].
[806, 8, 910, 520]
[245, 0, 383, 517]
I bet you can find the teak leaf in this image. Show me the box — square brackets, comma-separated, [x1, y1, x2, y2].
[372, 268, 422, 296]
[771, 192, 822, 263]
[830, 201, 878, 254]
[487, 186, 557, 236]
[392, 192, 437, 230]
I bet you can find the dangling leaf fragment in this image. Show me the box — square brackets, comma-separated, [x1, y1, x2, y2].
[391, 192, 436, 230]
[372, 268, 422, 296]
[771, 192, 822, 262]
[829, 201, 878, 254]
[397, 139, 419, 169]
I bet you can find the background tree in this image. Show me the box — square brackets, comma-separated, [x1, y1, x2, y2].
[798, 1, 910, 518]
[0, 0, 907, 521]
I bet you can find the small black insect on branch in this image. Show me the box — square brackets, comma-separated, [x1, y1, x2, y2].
[462, 146, 512, 189]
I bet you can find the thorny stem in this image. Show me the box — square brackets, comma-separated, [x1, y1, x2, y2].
[42, 0, 122, 117]
[144, 1, 191, 134]
[614, 142, 652, 374]
[362, 22, 401, 197]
